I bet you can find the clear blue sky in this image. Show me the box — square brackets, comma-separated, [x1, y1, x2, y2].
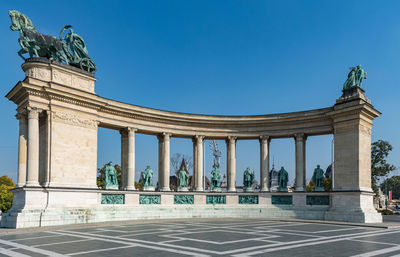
[0, 1, 399, 186]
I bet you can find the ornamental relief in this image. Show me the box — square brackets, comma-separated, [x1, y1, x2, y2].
[51, 111, 97, 129]
[52, 69, 72, 86]
[71, 75, 94, 93]
[25, 67, 51, 81]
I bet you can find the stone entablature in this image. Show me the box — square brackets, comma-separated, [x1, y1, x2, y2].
[5, 61, 339, 139]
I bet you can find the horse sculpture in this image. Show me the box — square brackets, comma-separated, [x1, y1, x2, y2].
[9, 10, 96, 73]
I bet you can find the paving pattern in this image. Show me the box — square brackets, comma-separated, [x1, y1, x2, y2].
[0, 219, 400, 256]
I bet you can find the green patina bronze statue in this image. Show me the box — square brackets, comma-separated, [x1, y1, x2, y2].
[243, 167, 255, 192]
[210, 168, 222, 192]
[9, 10, 96, 73]
[141, 166, 154, 190]
[278, 166, 289, 192]
[343, 65, 366, 90]
[178, 168, 189, 191]
[104, 162, 118, 190]
[312, 165, 325, 192]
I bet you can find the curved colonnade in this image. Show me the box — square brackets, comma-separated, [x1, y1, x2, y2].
[1, 59, 382, 227]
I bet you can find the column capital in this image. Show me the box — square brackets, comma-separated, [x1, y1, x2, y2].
[294, 133, 307, 141]
[15, 112, 27, 121]
[226, 136, 237, 144]
[157, 132, 172, 141]
[127, 127, 137, 135]
[194, 135, 205, 142]
[27, 107, 40, 120]
[259, 135, 270, 143]
[120, 127, 137, 136]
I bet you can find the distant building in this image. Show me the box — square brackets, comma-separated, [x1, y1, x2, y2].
[269, 164, 279, 191]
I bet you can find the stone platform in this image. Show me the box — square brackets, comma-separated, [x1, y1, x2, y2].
[0, 219, 397, 256]
[0, 188, 381, 228]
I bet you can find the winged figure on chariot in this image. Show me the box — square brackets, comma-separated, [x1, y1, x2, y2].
[8, 10, 96, 73]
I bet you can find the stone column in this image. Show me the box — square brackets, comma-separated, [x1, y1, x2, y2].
[126, 128, 136, 190]
[26, 107, 40, 187]
[158, 133, 171, 191]
[294, 133, 306, 191]
[192, 138, 198, 189]
[194, 135, 204, 191]
[226, 136, 237, 192]
[259, 135, 270, 192]
[120, 129, 128, 189]
[16, 112, 28, 187]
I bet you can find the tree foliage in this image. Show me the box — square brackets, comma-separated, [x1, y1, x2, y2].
[97, 163, 121, 189]
[381, 176, 400, 200]
[0, 175, 15, 214]
[306, 180, 314, 192]
[323, 178, 332, 192]
[371, 140, 396, 195]
[170, 153, 193, 175]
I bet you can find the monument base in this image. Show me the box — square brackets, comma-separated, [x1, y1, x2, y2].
[0, 188, 382, 228]
[143, 186, 155, 191]
[211, 188, 222, 192]
[178, 187, 189, 192]
[324, 191, 382, 223]
[243, 187, 253, 192]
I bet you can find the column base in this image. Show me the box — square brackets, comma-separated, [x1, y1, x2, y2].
[25, 182, 40, 187]
[260, 188, 270, 192]
[194, 188, 204, 192]
[228, 188, 237, 192]
[295, 187, 305, 192]
[159, 187, 171, 192]
[125, 186, 136, 191]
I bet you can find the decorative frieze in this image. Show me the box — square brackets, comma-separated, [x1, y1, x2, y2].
[174, 195, 194, 204]
[52, 111, 97, 129]
[25, 67, 51, 81]
[271, 195, 292, 205]
[139, 195, 161, 204]
[306, 195, 330, 206]
[239, 195, 259, 204]
[101, 194, 124, 204]
[206, 195, 226, 204]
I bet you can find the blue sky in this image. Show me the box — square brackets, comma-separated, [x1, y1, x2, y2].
[0, 1, 399, 185]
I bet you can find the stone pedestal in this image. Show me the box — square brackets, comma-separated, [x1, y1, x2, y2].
[143, 186, 155, 191]
[178, 187, 189, 192]
[325, 87, 382, 223]
[243, 187, 253, 192]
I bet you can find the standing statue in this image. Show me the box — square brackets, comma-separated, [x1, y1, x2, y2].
[243, 167, 255, 192]
[60, 25, 96, 72]
[9, 10, 96, 73]
[209, 140, 222, 170]
[278, 166, 289, 192]
[141, 166, 154, 191]
[211, 168, 222, 192]
[178, 168, 189, 191]
[312, 165, 325, 192]
[104, 162, 118, 190]
[343, 65, 366, 90]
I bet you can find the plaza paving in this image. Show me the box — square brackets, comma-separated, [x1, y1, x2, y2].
[0, 219, 400, 257]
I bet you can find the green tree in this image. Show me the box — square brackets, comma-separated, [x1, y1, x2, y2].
[306, 180, 314, 192]
[323, 178, 332, 192]
[371, 140, 396, 195]
[0, 175, 15, 214]
[97, 163, 122, 189]
[381, 176, 400, 200]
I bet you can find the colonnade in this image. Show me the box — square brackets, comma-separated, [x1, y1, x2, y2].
[16, 108, 310, 191]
